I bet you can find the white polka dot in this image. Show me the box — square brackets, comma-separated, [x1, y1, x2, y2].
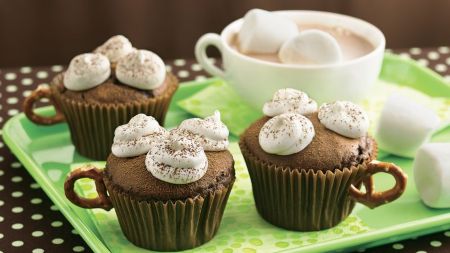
[435, 64, 448, 72]
[11, 176, 23, 182]
[0, 200, 4, 206]
[0, 185, 3, 191]
[446, 57, 450, 65]
[12, 240, 24, 247]
[0, 142, 3, 148]
[11, 191, 23, 198]
[165, 65, 172, 72]
[22, 90, 32, 97]
[409, 47, 422, 55]
[0, 117, 3, 123]
[11, 162, 21, 168]
[177, 70, 189, 78]
[195, 75, 207, 81]
[32, 231, 44, 237]
[50, 205, 59, 211]
[399, 53, 410, 59]
[30, 183, 40, 189]
[12, 206, 23, 213]
[71, 229, 79, 235]
[11, 223, 23, 230]
[31, 214, 43, 220]
[52, 238, 64, 244]
[20, 66, 32, 73]
[51, 65, 64, 72]
[430, 240, 442, 247]
[174, 59, 186, 66]
[0, 157, 3, 162]
[21, 78, 33, 86]
[428, 51, 440, 60]
[416, 251, 427, 253]
[438, 46, 450, 54]
[5, 72, 17, 80]
[7, 97, 18, 104]
[31, 198, 43, 204]
[392, 243, 404, 250]
[0, 216, 3, 222]
[6, 85, 18, 92]
[417, 59, 429, 66]
[191, 63, 202, 71]
[0, 170, 3, 176]
[36, 71, 48, 79]
[8, 109, 19, 116]
[444, 231, 450, 237]
[444, 75, 450, 83]
[73, 246, 85, 252]
[32, 249, 44, 253]
[51, 221, 63, 227]
[0, 233, 3, 239]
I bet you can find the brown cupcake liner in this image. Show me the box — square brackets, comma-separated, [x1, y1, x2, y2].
[50, 78, 178, 160]
[239, 141, 379, 231]
[104, 179, 234, 251]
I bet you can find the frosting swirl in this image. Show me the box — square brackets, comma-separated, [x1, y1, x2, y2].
[145, 130, 208, 184]
[64, 53, 111, 91]
[112, 114, 168, 157]
[116, 49, 166, 90]
[259, 113, 315, 155]
[263, 88, 317, 117]
[318, 101, 369, 138]
[178, 110, 229, 151]
[94, 35, 135, 64]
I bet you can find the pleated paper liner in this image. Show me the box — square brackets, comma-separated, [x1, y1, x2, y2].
[103, 178, 234, 252]
[50, 73, 179, 160]
[239, 140, 378, 231]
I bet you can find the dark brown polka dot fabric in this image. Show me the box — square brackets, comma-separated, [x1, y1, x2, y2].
[0, 49, 449, 252]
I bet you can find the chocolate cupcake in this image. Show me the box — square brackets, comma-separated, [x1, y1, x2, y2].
[23, 35, 179, 160]
[239, 88, 407, 231]
[65, 112, 235, 251]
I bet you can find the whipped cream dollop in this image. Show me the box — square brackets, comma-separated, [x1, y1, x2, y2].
[318, 101, 369, 138]
[94, 35, 135, 64]
[112, 114, 168, 157]
[64, 53, 111, 91]
[178, 110, 229, 151]
[146, 130, 208, 184]
[263, 88, 318, 117]
[116, 49, 166, 90]
[259, 113, 315, 155]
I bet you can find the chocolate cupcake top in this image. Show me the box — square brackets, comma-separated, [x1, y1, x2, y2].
[57, 35, 173, 102]
[105, 111, 234, 200]
[241, 88, 375, 170]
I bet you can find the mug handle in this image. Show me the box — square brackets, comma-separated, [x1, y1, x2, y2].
[23, 85, 65, 125]
[349, 161, 408, 209]
[195, 33, 226, 78]
[64, 165, 113, 211]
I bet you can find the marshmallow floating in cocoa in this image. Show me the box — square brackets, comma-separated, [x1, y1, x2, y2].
[414, 143, 450, 208]
[238, 9, 298, 54]
[278, 30, 343, 65]
[375, 94, 440, 158]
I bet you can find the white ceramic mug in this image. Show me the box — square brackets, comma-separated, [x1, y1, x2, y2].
[195, 10, 385, 109]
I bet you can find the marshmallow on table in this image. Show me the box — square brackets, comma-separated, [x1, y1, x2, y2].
[278, 30, 343, 65]
[375, 94, 440, 158]
[238, 9, 298, 54]
[414, 143, 450, 208]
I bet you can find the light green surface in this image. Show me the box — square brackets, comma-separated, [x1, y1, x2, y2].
[2, 53, 450, 253]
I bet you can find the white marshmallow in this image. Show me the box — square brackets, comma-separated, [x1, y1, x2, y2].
[116, 49, 166, 90]
[375, 95, 440, 158]
[94, 35, 135, 64]
[278, 30, 343, 65]
[238, 9, 298, 54]
[414, 143, 450, 208]
[64, 53, 111, 91]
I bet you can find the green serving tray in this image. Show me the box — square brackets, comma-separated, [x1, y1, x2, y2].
[3, 54, 450, 253]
